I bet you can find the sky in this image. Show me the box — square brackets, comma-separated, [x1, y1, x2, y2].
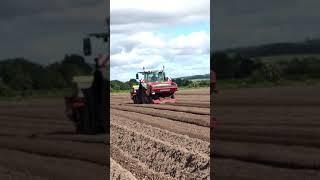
[0, 0, 107, 65]
[1, 0, 320, 79]
[110, 0, 210, 81]
[214, 0, 320, 50]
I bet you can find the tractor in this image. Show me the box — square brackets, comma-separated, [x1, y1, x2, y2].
[130, 67, 178, 104]
[64, 18, 109, 134]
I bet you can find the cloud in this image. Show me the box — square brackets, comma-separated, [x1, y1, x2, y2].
[110, 30, 210, 81]
[111, 0, 209, 15]
[169, 32, 209, 54]
[110, 0, 209, 35]
[0, 0, 104, 20]
[0, 0, 106, 64]
[110, 0, 210, 81]
[213, 0, 320, 50]
[1, 0, 210, 80]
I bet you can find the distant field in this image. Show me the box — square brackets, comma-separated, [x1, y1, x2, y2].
[111, 86, 209, 93]
[217, 79, 320, 90]
[259, 53, 320, 63]
[191, 78, 210, 82]
[0, 89, 72, 100]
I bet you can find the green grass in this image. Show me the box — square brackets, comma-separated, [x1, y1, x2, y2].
[260, 54, 320, 63]
[0, 89, 72, 101]
[110, 89, 130, 94]
[190, 78, 210, 82]
[217, 78, 320, 90]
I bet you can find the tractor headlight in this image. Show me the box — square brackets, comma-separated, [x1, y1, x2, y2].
[152, 92, 155, 95]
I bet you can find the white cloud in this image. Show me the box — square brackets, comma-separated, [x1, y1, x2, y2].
[129, 32, 166, 48]
[111, 0, 208, 15]
[169, 31, 209, 54]
[111, 31, 209, 81]
[110, 0, 210, 81]
[110, 0, 209, 35]
[214, 0, 320, 50]
[0, 0, 106, 63]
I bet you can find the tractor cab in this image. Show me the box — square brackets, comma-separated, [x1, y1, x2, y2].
[137, 71, 167, 83]
[136, 70, 168, 83]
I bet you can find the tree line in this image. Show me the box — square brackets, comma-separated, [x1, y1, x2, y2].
[0, 54, 210, 96]
[212, 52, 320, 83]
[212, 38, 320, 85]
[221, 38, 320, 58]
[0, 54, 92, 96]
[110, 79, 138, 91]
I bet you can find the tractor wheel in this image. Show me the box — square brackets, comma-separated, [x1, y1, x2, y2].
[141, 93, 148, 104]
[141, 92, 152, 104]
[74, 106, 89, 134]
[72, 108, 80, 124]
[136, 90, 143, 104]
[133, 96, 138, 104]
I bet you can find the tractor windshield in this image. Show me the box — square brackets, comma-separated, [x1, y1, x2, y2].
[145, 72, 165, 82]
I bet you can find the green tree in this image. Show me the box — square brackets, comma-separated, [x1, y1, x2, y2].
[47, 54, 92, 87]
[128, 79, 138, 86]
[251, 63, 281, 82]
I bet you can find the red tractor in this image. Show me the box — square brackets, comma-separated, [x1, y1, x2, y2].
[64, 18, 109, 134]
[130, 67, 178, 104]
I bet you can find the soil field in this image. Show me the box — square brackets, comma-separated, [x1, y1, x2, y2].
[0, 99, 107, 180]
[110, 88, 210, 179]
[213, 85, 320, 179]
[0, 88, 210, 179]
[4, 85, 319, 179]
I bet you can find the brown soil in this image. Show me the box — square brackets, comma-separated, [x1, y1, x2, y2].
[213, 86, 320, 179]
[0, 100, 107, 180]
[0, 88, 210, 179]
[112, 105, 209, 127]
[111, 158, 137, 180]
[111, 88, 210, 179]
[124, 104, 210, 115]
[111, 109, 210, 142]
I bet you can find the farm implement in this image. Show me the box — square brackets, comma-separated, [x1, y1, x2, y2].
[130, 67, 178, 104]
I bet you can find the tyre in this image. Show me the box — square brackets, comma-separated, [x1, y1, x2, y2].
[141, 93, 147, 104]
[143, 95, 151, 104]
[136, 90, 143, 104]
[75, 105, 89, 134]
[133, 96, 138, 104]
[140, 91, 152, 104]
